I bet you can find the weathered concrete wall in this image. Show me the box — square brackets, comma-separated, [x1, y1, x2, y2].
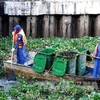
[49, 16, 55, 37]
[95, 15, 100, 36]
[0, 0, 100, 38]
[3, 0, 100, 15]
[4, 1, 31, 15]
[31, 17, 37, 38]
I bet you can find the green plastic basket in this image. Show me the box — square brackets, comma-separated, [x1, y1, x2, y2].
[39, 48, 55, 55]
[39, 48, 55, 70]
[33, 54, 47, 72]
[52, 57, 67, 76]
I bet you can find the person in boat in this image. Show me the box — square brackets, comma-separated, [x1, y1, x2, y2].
[91, 43, 100, 78]
[11, 25, 28, 64]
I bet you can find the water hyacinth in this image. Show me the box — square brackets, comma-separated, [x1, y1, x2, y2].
[0, 36, 100, 99]
[0, 36, 99, 64]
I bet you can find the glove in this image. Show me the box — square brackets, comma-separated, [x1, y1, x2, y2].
[11, 48, 15, 52]
[90, 53, 93, 57]
[90, 53, 96, 58]
[12, 31, 14, 35]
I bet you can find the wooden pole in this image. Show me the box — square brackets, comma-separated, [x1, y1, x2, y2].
[78, 52, 100, 60]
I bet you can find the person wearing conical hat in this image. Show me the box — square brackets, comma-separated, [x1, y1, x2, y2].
[11, 25, 28, 64]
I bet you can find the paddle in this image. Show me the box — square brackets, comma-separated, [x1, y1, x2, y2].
[6, 38, 16, 81]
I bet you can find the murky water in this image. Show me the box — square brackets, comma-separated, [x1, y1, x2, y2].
[0, 77, 19, 91]
[0, 51, 37, 92]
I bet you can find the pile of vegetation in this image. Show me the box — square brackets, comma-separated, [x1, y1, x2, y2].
[58, 50, 78, 59]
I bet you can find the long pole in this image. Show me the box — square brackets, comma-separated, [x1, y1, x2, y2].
[11, 34, 14, 67]
[78, 52, 100, 60]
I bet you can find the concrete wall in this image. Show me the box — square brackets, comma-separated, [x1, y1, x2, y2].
[3, 0, 100, 15]
[0, 0, 100, 38]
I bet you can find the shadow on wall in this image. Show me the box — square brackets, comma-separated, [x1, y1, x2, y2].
[71, 15, 80, 38]
[54, 15, 62, 37]
[89, 15, 97, 37]
[37, 15, 43, 38]
[0, 15, 99, 38]
[1, 15, 9, 37]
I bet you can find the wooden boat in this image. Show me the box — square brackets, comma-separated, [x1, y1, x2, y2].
[3, 50, 100, 86]
[3, 59, 100, 84]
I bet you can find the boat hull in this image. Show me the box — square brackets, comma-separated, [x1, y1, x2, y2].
[3, 61, 100, 85]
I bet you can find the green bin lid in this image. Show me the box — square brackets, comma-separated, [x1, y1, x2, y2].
[52, 57, 67, 76]
[33, 54, 47, 72]
[39, 48, 55, 55]
[77, 47, 86, 52]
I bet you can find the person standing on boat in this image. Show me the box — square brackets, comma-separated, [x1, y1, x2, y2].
[91, 43, 100, 78]
[11, 25, 27, 64]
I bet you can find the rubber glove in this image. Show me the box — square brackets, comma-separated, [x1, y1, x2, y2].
[11, 48, 15, 52]
[90, 53, 96, 58]
[12, 31, 14, 35]
[90, 53, 93, 56]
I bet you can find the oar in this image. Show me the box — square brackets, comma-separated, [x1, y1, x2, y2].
[6, 37, 16, 81]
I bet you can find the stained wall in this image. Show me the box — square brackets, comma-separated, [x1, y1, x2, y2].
[0, 0, 100, 38]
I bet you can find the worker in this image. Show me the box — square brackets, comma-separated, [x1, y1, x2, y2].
[11, 25, 28, 64]
[91, 43, 100, 78]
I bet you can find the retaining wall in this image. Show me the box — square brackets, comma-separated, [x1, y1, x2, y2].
[0, 0, 100, 38]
